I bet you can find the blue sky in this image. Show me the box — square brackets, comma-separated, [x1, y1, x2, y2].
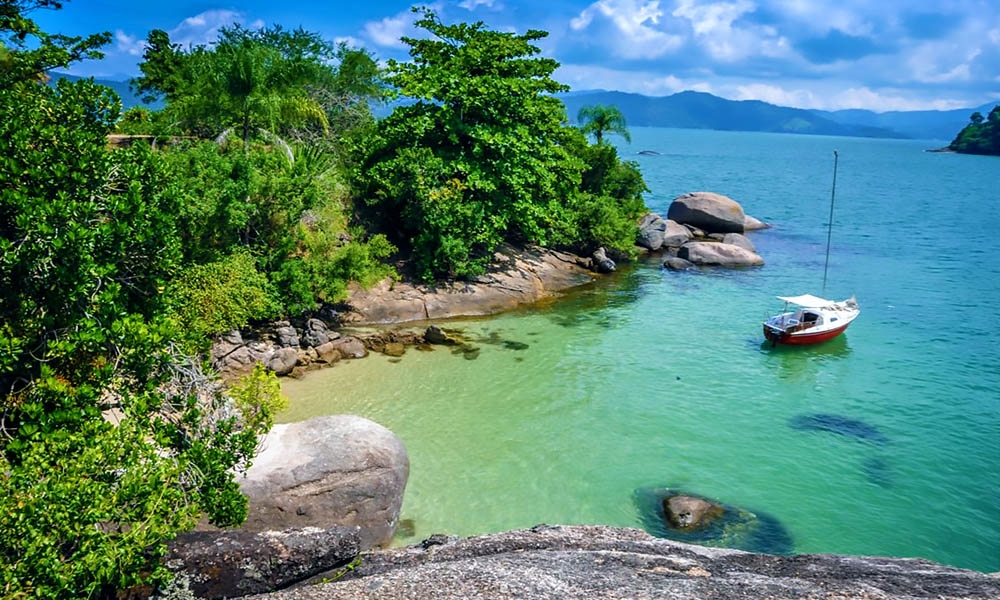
[32, 0, 1000, 112]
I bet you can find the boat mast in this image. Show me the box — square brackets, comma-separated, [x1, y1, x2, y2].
[822, 150, 839, 295]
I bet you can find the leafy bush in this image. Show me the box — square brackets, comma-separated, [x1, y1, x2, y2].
[166, 251, 280, 340]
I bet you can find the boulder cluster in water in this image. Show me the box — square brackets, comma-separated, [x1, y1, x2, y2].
[637, 191, 769, 269]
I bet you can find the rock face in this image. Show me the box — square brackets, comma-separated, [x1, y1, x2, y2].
[744, 214, 770, 230]
[591, 247, 616, 273]
[251, 525, 1000, 600]
[668, 192, 746, 234]
[345, 244, 596, 325]
[678, 241, 764, 267]
[664, 494, 724, 530]
[235, 415, 409, 550]
[721, 232, 755, 252]
[663, 219, 692, 248]
[167, 527, 360, 599]
[637, 213, 667, 250]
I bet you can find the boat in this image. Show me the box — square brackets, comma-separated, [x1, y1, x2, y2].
[763, 294, 860, 345]
[763, 150, 860, 346]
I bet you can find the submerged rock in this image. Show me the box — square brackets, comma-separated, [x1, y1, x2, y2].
[592, 247, 616, 273]
[789, 413, 889, 445]
[635, 487, 794, 555]
[663, 494, 725, 530]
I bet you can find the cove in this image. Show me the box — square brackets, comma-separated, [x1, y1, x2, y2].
[279, 128, 1000, 573]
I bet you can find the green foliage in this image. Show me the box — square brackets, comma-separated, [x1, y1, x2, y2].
[949, 105, 1000, 155]
[166, 252, 280, 341]
[0, 0, 110, 87]
[353, 9, 647, 280]
[577, 104, 631, 145]
[0, 53, 273, 599]
[227, 363, 288, 433]
[132, 25, 369, 143]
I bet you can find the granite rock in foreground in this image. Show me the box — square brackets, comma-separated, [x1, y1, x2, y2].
[251, 525, 999, 600]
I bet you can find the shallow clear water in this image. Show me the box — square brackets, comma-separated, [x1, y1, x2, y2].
[280, 128, 1000, 572]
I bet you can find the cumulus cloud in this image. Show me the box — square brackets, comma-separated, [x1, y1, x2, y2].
[556, 63, 712, 96]
[569, 0, 683, 59]
[364, 9, 422, 49]
[672, 0, 791, 62]
[115, 30, 145, 56]
[168, 9, 245, 48]
[459, 0, 497, 9]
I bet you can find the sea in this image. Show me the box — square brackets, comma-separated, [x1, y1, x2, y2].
[279, 127, 1000, 573]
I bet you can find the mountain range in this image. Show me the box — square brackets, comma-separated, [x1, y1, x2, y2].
[51, 73, 993, 142]
[560, 90, 994, 141]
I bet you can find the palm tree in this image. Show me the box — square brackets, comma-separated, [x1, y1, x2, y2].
[577, 104, 631, 145]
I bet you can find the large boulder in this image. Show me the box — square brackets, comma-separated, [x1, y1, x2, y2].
[272, 322, 300, 348]
[667, 192, 746, 234]
[636, 213, 667, 251]
[255, 525, 1000, 600]
[166, 527, 361, 599]
[237, 415, 409, 550]
[678, 241, 764, 267]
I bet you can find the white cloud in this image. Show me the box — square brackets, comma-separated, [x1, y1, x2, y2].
[556, 64, 711, 96]
[364, 11, 415, 49]
[115, 30, 145, 57]
[459, 0, 496, 9]
[169, 10, 245, 48]
[570, 0, 683, 59]
[672, 0, 791, 62]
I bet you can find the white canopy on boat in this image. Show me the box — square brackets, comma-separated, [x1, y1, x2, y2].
[777, 294, 834, 308]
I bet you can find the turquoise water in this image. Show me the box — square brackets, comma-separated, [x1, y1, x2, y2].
[280, 128, 1000, 572]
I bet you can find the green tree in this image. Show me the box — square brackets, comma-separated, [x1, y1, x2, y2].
[577, 104, 631, 145]
[0, 0, 109, 87]
[353, 9, 647, 280]
[0, 7, 280, 596]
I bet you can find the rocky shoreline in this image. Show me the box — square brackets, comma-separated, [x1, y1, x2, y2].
[166, 191, 999, 598]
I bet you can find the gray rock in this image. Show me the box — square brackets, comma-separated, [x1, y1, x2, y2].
[744, 214, 770, 230]
[679, 241, 764, 267]
[167, 527, 360, 599]
[664, 256, 696, 271]
[663, 219, 692, 248]
[683, 223, 706, 238]
[251, 525, 1000, 600]
[722, 232, 755, 252]
[211, 330, 244, 363]
[591, 247, 616, 273]
[274, 325, 300, 348]
[383, 342, 405, 357]
[313, 341, 344, 364]
[265, 347, 299, 376]
[302, 318, 331, 348]
[668, 192, 746, 234]
[664, 494, 724, 530]
[328, 336, 368, 359]
[424, 325, 450, 345]
[237, 415, 409, 550]
[637, 213, 667, 251]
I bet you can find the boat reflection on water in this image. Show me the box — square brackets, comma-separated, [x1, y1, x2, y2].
[759, 334, 852, 382]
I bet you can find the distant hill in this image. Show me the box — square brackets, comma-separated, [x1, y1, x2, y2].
[560, 90, 907, 139]
[810, 103, 997, 141]
[48, 72, 157, 110]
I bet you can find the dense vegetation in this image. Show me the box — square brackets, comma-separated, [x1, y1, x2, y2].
[353, 9, 645, 280]
[949, 106, 1000, 155]
[1, 2, 646, 597]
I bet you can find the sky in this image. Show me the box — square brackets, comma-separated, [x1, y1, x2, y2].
[31, 0, 1000, 112]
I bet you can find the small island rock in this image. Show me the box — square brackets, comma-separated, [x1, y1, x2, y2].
[667, 192, 746, 234]
[663, 494, 725, 530]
